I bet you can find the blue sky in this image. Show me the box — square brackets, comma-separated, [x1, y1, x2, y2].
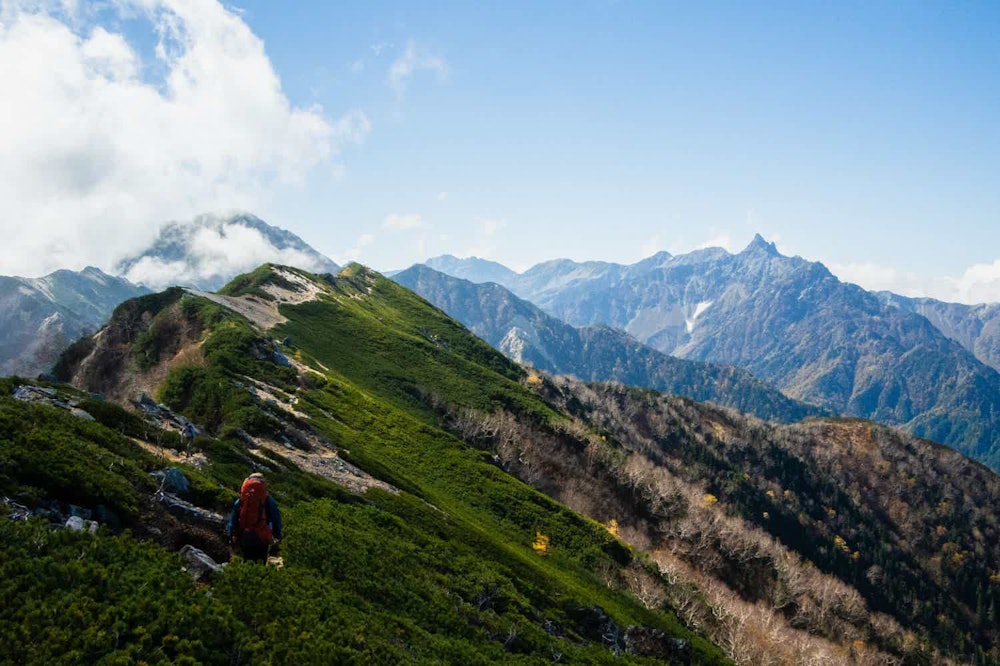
[2, 1, 999, 301]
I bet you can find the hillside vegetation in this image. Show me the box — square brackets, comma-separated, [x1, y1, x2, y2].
[5, 262, 997, 665]
[9, 265, 729, 664]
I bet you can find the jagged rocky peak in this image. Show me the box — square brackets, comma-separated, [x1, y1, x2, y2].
[741, 232, 781, 256]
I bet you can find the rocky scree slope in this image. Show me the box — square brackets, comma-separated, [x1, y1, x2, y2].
[0, 212, 338, 379]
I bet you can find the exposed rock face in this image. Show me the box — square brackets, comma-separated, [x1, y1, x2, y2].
[156, 491, 226, 531]
[420, 239, 1000, 468]
[150, 468, 190, 496]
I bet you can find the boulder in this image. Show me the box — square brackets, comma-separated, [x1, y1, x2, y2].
[69, 408, 95, 421]
[65, 516, 99, 533]
[151, 467, 190, 496]
[156, 491, 226, 530]
[180, 545, 225, 582]
[568, 606, 624, 652]
[624, 627, 691, 664]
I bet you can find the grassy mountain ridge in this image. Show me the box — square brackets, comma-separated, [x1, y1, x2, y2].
[7, 262, 997, 664]
[15, 263, 730, 664]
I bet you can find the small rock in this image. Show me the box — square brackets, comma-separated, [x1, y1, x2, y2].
[69, 408, 95, 421]
[64, 516, 97, 532]
[180, 545, 224, 582]
[568, 606, 624, 651]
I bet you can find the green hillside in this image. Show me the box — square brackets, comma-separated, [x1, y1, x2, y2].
[2, 264, 731, 664]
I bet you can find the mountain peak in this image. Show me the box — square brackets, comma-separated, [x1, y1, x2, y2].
[742, 233, 781, 257]
[116, 212, 338, 291]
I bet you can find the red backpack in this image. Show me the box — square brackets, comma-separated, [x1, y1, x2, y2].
[238, 477, 273, 545]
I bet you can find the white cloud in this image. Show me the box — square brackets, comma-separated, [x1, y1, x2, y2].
[0, 0, 368, 277]
[384, 213, 424, 230]
[333, 233, 375, 266]
[123, 216, 331, 289]
[640, 234, 662, 257]
[436, 191, 447, 202]
[696, 234, 741, 253]
[667, 233, 743, 256]
[388, 39, 448, 97]
[465, 217, 505, 257]
[828, 258, 1000, 304]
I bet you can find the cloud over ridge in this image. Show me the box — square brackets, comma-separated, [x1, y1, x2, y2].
[0, 0, 367, 277]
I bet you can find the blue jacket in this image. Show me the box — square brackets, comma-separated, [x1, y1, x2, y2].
[227, 495, 282, 540]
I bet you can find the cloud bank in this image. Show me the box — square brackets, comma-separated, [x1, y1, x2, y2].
[830, 259, 1000, 304]
[0, 0, 367, 277]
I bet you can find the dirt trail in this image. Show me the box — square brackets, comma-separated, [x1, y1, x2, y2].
[186, 267, 328, 331]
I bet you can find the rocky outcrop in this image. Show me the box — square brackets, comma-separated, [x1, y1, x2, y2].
[180, 545, 226, 582]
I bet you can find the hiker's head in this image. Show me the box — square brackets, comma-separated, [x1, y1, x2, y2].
[241, 472, 267, 494]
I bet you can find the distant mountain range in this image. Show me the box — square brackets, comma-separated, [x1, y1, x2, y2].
[415, 237, 1000, 469]
[879, 291, 1000, 372]
[394, 264, 825, 423]
[6, 215, 1000, 470]
[0, 213, 338, 377]
[0, 267, 149, 377]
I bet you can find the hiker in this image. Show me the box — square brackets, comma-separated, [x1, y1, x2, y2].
[226, 473, 282, 562]
[180, 422, 197, 457]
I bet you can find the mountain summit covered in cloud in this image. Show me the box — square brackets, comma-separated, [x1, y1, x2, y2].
[117, 212, 339, 291]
